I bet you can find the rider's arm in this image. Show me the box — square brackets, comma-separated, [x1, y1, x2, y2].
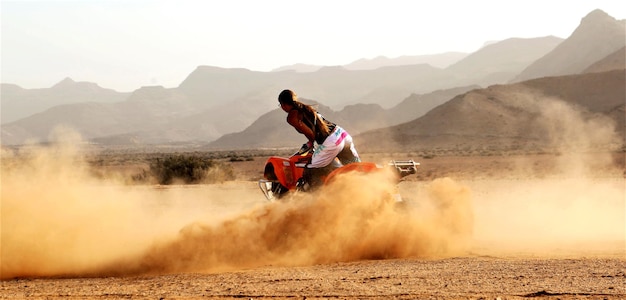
[287, 110, 315, 144]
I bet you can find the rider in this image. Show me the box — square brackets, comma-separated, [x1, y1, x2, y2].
[278, 89, 361, 189]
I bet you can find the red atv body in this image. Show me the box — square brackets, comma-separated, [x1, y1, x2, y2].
[258, 150, 419, 201]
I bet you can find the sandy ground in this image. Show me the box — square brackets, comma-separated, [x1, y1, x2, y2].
[2, 256, 624, 299]
[1, 150, 625, 299]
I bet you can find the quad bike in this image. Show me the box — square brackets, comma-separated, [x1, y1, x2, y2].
[258, 145, 419, 201]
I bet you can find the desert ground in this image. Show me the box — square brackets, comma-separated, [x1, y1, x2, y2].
[1, 147, 625, 299]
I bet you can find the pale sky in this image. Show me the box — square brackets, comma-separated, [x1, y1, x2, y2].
[2, 0, 625, 92]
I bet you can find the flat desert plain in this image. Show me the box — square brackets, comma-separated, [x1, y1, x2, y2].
[1, 148, 625, 299]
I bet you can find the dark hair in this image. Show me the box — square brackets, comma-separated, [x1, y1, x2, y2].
[278, 89, 296, 105]
[278, 89, 330, 137]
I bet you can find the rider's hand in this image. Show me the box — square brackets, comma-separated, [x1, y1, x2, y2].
[297, 141, 313, 155]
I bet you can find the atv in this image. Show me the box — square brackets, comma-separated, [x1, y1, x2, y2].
[258, 145, 419, 201]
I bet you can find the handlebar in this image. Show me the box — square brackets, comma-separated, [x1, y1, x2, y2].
[293, 142, 314, 156]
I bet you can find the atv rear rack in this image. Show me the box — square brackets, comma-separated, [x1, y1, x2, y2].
[388, 160, 419, 178]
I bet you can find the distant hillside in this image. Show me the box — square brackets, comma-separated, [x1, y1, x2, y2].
[270, 64, 323, 73]
[206, 100, 349, 149]
[1, 78, 129, 124]
[175, 63, 461, 111]
[387, 86, 479, 124]
[357, 69, 625, 153]
[582, 46, 625, 73]
[0, 63, 477, 146]
[2, 9, 622, 148]
[513, 9, 625, 82]
[271, 52, 468, 73]
[206, 86, 481, 149]
[344, 52, 468, 70]
[446, 36, 563, 85]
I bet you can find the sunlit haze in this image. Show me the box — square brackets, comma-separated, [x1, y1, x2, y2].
[2, 0, 625, 92]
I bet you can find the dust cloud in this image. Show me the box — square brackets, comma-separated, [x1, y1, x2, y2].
[470, 178, 625, 256]
[1, 134, 473, 279]
[2, 92, 623, 279]
[106, 173, 473, 276]
[1, 135, 259, 279]
[471, 94, 625, 257]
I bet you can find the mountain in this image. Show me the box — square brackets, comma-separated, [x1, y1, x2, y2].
[0, 25, 570, 146]
[2, 85, 202, 145]
[387, 85, 480, 124]
[582, 46, 626, 73]
[206, 86, 483, 149]
[343, 52, 468, 70]
[174, 63, 462, 111]
[270, 64, 323, 73]
[1, 78, 129, 124]
[2, 9, 622, 148]
[512, 9, 626, 82]
[205, 100, 349, 149]
[357, 69, 625, 153]
[296, 64, 454, 109]
[177, 66, 284, 110]
[265, 39, 560, 109]
[446, 36, 563, 85]
[270, 52, 468, 73]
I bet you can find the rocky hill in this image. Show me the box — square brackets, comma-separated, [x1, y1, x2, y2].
[512, 9, 625, 82]
[205, 85, 480, 149]
[270, 52, 468, 72]
[1, 9, 623, 149]
[0, 34, 566, 146]
[357, 69, 625, 153]
[1, 78, 129, 124]
[582, 46, 625, 73]
[205, 9, 625, 152]
[446, 36, 563, 85]
[343, 52, 468, 70]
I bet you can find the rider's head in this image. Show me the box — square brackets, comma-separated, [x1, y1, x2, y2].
[278, 89, 297, 106]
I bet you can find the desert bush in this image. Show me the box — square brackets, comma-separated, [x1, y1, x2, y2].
[149, 155, 234, 185]
[228, 155, 254, 162]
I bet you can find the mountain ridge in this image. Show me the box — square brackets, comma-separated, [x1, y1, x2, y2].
[512, 9, 625, 82]
[1, 9, 624, 151]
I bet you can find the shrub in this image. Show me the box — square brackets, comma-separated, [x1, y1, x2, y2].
[228, 155, 254, 162]
[149, 155, 234, 185]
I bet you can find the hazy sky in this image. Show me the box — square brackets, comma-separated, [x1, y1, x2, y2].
[2, 0, 625, 92]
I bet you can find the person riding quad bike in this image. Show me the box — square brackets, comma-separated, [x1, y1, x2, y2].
[277, 89, 360, 189]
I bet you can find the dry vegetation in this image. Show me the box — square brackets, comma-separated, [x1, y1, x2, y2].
[77, 146, 626, 183]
